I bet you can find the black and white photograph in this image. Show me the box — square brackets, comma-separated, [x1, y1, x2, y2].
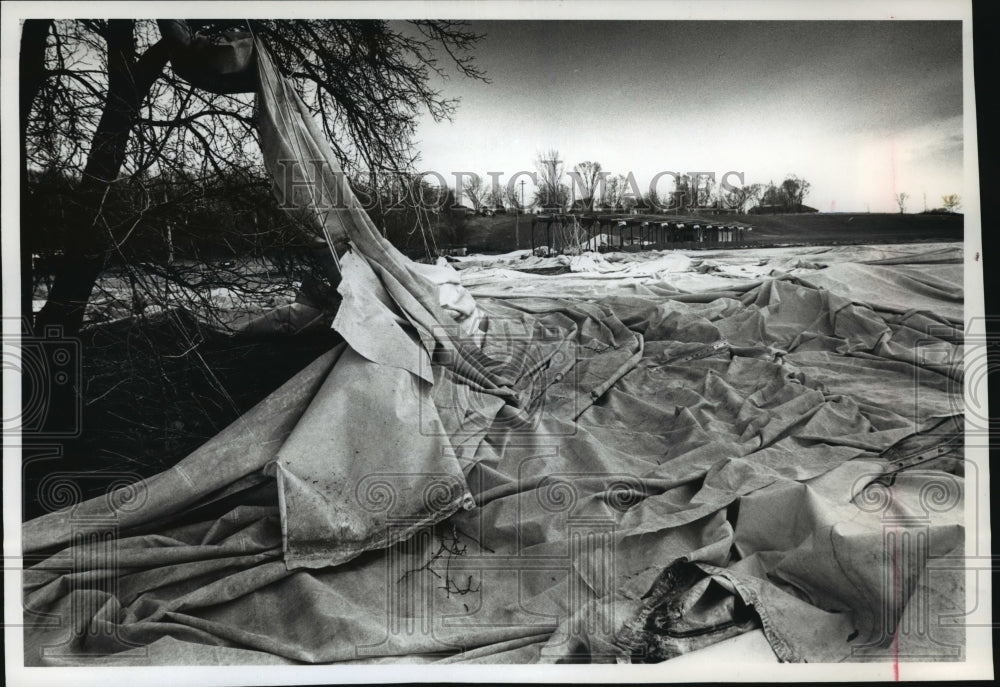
[2, 0, 992, 683]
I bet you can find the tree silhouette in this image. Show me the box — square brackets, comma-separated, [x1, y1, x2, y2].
[941, 194, 962, 213]
[533, 149, 568, 211]
[724, 183, 763, 213]
[22, 19, 487, 336]
[895, 192, 909, 214]
[568, 161, 604, 210]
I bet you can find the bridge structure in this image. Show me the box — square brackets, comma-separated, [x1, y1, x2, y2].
[529, 213, 755, 255]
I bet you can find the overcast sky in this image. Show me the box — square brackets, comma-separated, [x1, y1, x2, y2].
[407, 20, 963, 213]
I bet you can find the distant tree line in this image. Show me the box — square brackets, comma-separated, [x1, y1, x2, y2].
[455, 148, 817, 216]
[896, 191, 961, 214]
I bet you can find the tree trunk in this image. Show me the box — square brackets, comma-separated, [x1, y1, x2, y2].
[34, 21, 170, 336]
[20, 19, 53, 326]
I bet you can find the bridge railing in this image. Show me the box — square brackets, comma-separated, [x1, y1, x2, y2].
[528, 214, 756, 255]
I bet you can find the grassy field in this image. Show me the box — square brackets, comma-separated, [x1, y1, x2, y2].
[456, 211, 964, 253]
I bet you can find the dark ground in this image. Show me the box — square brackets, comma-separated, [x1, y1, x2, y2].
[455, 211, 964, 253]
[22, 315, 343, 521]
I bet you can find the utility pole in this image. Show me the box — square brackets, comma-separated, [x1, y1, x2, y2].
[519, 178, 526, 249]
[514, 189, 519, 250]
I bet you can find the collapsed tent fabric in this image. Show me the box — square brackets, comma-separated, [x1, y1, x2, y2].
[21, 40, 967, 666]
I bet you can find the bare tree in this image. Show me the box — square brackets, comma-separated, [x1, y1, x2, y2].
[724, 183, 763, 214]
[22, 19, 488, 337]
[461, 175, 488, 211]
[601, 174, 626, 211]
[501, 185, 522, 211]
[698, 175, 716, 208]
[672, 174, 692, 212]
[941, 194, 962, 213]
[568, 160, 603, 210]
[641, 188, 662, 212]
[484, 185, 506, 210]
[793, 176, 811, 207]
[760, 180, 778, 206]
[533, 149, 568, 211]
[895, 192, 909, 214]
[761, 175, 810, 211]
